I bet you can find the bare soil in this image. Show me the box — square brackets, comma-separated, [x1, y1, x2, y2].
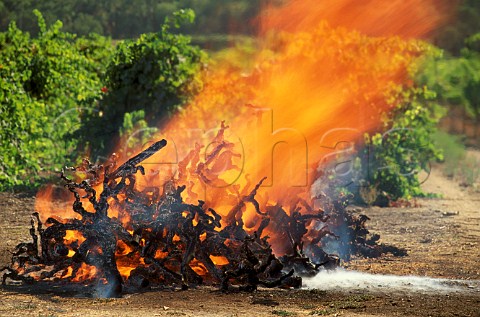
[0, 165, 479, 317]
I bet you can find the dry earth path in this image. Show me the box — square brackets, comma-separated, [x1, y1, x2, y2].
[0, 163, 479, 316]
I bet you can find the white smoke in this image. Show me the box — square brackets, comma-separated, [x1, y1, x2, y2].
[302, 269, 479, 294]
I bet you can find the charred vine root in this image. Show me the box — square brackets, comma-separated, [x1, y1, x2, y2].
[2, 133, 400, 296]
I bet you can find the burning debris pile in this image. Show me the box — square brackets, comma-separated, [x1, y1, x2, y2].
[1, 127, 403, 298]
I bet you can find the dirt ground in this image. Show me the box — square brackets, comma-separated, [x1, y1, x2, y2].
[0, 163, 479, 317]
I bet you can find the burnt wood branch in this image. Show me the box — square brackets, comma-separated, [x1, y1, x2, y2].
[2, 135, 398, 296]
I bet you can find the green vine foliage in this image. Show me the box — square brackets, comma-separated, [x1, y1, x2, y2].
[417, 35, 480, 119]
[119, 110, 158, 158]
[371, 34, 480, 203]
[79, 9, 205, 158]
[356, 83, 445, 204]
[0, 9, 204, 190]
[0, 10, 113, 190]
[104, 8, 203, 121]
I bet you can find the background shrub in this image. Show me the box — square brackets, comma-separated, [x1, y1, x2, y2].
[76, 9, 205, 159]
[0, 11, 112, 190]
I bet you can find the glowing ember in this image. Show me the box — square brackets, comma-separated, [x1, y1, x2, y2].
[72, 263, 97, 282]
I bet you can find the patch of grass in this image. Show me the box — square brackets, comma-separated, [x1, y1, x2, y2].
[460, 155, 480, 186]
[316, 294, 373, 312]
[308, 289, 327, 296]
[309, 308, 337, 316]
[335, 300, 365, 309]
[433, 131, 479, 186]
[336, 294, 373, 309]
[92, 298, 116, 303]
[14, 302, 38, 310]
[433, 131, 466, 177]
[300, 304, 316, 310]
[272, 310, 296, 316]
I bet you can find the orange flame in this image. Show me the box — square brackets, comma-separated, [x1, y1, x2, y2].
[34, 0, 451, 282]
[210, 255, 229, 266]
[143, 0, 447, 212]
[35, 184, 76, 222]
[136, 0, 449, 254]
[72, 263, 97, 282]
[260, 0, 451, 38]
